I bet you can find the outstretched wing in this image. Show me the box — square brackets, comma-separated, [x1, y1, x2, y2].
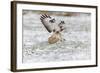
[40, 14, 65, 33]
[40, 14, 55, 33]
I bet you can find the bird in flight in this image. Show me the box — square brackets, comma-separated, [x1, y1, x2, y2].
[40, 14, 65, 44]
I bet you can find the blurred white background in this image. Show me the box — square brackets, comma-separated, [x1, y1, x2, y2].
[0, 0, 99, 73]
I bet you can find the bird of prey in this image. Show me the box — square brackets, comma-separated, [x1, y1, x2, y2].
[40, 14, 65, 44]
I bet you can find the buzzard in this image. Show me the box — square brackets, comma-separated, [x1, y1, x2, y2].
[40, 14, 65, 44]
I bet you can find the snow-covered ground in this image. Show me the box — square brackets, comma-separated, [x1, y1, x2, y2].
[22, 10, 91, 63]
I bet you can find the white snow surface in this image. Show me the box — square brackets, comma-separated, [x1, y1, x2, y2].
[22, 10, 91, 63]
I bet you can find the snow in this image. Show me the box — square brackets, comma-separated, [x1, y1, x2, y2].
[22, 10, 91, 63]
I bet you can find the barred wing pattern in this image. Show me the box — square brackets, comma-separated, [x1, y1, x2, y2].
[40, 14, 65, 33]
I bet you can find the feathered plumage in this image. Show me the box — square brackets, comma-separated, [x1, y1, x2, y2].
[40, 14, 65, 44]
[40, 14, 65, 33]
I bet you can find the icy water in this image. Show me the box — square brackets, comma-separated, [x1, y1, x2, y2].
[22, 10, 91, 63]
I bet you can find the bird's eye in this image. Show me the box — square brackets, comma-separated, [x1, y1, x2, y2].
[49, 19, 55, 23]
